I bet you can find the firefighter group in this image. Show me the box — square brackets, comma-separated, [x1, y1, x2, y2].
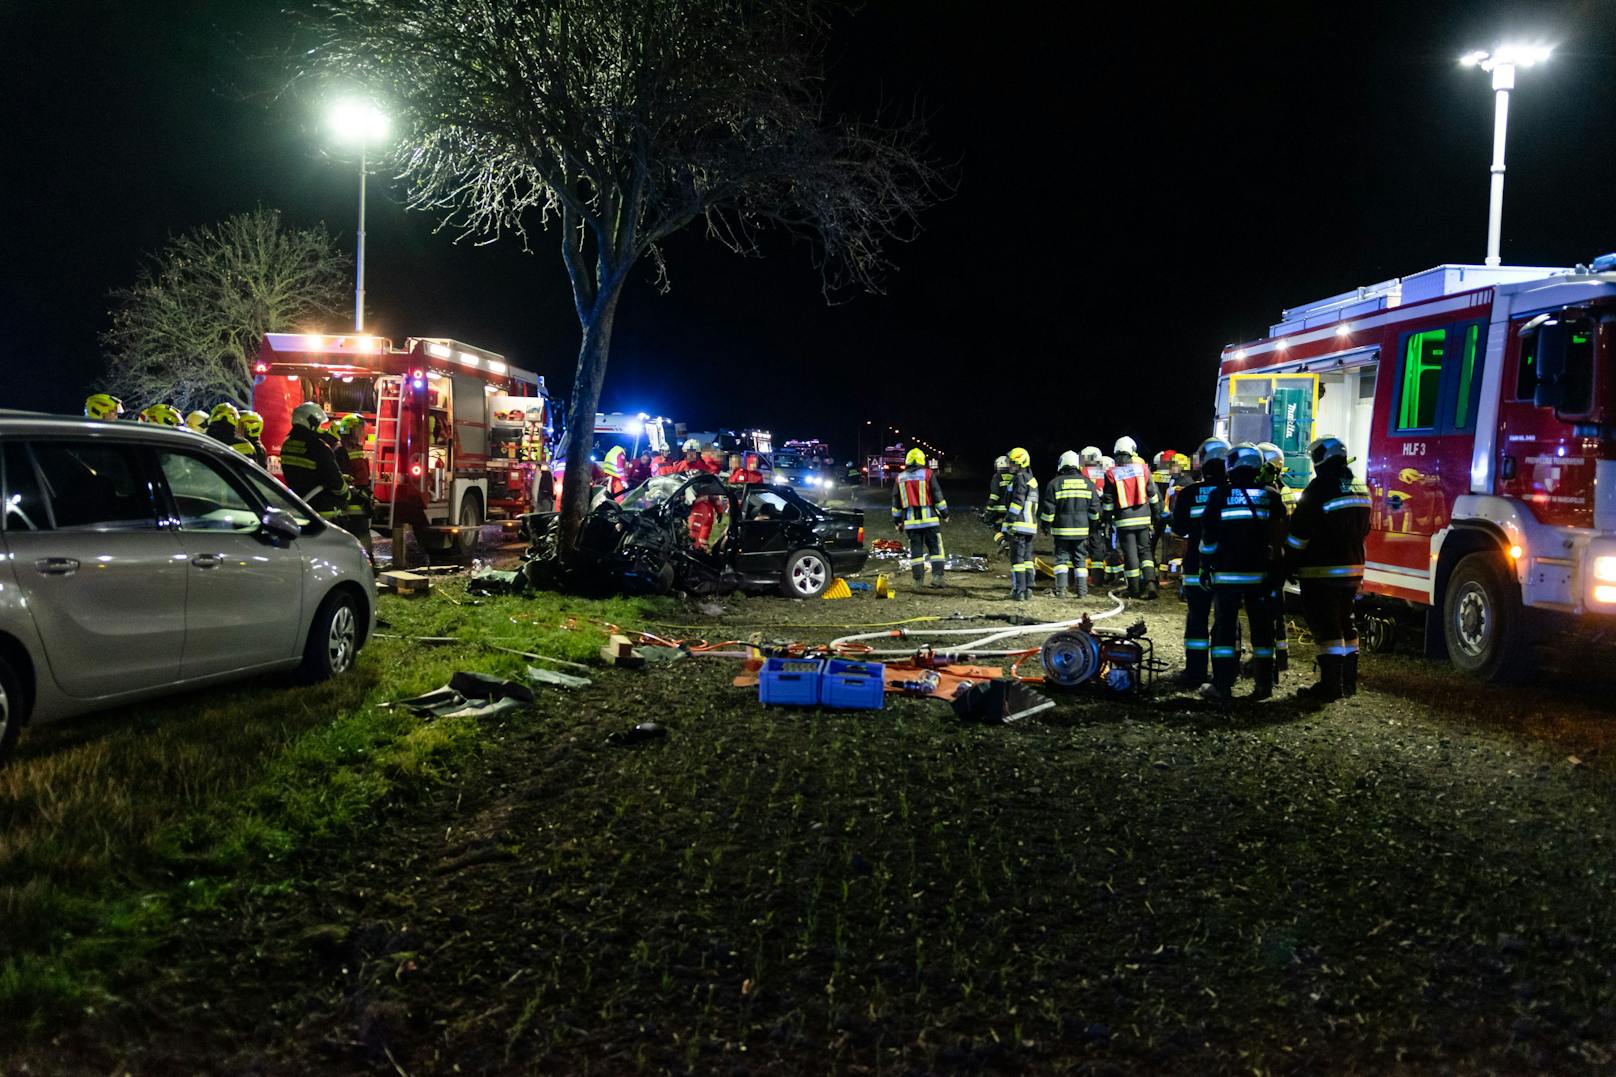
[895, 435, 1371, 704]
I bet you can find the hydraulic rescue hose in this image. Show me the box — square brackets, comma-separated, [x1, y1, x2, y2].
[828, 587, 1130, 659]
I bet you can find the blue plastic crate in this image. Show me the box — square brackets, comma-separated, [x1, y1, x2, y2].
[759, 657, 825, 706]
[819, 659, 886, 710]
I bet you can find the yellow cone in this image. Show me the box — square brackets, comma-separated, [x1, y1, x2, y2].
[822, 578, 852, 600]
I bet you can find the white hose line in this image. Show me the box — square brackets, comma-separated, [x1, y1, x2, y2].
[829, 587, 1130, 659]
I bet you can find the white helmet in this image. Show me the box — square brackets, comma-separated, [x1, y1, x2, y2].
[1080, 446, 1102, 465]
[1113, 435, 1137, 457]
[1100, 455, 1115, 470]
[291, 401, 328, 430]
[994, 455, 1009, 470]
[1054, 450, 1077, 470]
[682, 438, 702, 453]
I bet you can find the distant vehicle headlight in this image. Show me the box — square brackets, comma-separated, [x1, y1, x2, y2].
[772, 474, 787, 485]
[1594, 554, 1616, 583]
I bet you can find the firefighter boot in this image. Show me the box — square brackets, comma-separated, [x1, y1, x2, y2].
[1342, 651, 1359, 697]
[1297, 656, 1344, 703]
[929, 568, 945, 589]
[912, 563, 927, 586]
[1176, 646, 1209, 687]
[1075, 574, 1089, 598]
[1200, 652, 1238, 703]
[1143, 580, 1160, 601]
[1249, 658, 1274, 701]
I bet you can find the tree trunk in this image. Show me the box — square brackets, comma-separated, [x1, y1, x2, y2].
[557, 280, 627, 555]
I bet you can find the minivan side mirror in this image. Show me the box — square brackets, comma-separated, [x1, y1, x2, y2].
[259, 507, 302, 545]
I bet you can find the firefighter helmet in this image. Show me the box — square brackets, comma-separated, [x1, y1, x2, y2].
[335, 413, 366, 437]
[1197, 437, 1231, 465]
[185, 410, 208, 432]
[1113, 435, 1137, 456]
[1008, 447, 1030, 469]
[1080, 446, 1102, 466]
[1255, 441, 1284, 467]
[138, 403, 181, 426]
[1226, 444, 1263, 476]
[682, 438, 702, 454]
[905, 448, 926, 467]
[238, 410, 265, 438]
[85, 393, 124, 420]
[209, 402, 240, 428]
[994, 455, 1009, 470]
[1058, 449, 1081, 470]
[291, 401, 328, 430]
[1310, 436, 1349, 466]
[1173, 452, 1191, 471]
[1100, 456, 1114, 470]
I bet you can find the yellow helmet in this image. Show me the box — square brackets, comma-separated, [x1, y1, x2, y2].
[1008, 447, 1030, 468]
[905, 447, 927, 467]
[185, 410, 208, 432]
[335, 413, 366, 437]
[139, 403, 182, 426]
[85, 393, 124, 420]
[238, 410, 265, 438]
[209, 402, 240, 427]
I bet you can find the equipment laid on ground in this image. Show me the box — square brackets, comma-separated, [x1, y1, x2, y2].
[758, 657, 886, 710]
[1036, 615, 1158, 695]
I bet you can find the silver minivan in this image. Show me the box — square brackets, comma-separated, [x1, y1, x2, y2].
[0, 412, 376, 762]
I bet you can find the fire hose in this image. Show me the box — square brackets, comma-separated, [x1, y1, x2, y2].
[827, 587, 1129, 659]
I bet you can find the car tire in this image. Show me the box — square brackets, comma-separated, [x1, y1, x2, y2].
[781, 548, 832, 599]
[452, 491, 484, 562]
[0, 654, 25, 767]
[1442, 552, 1533, 682]
[299, 590, 361, 684]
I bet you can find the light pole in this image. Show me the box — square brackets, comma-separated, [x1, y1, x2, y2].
[1461, 45, 1552, 267]
[328, 101, 391, 331]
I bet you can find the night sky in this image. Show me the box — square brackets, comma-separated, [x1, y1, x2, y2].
[4, 0, 1616, 469]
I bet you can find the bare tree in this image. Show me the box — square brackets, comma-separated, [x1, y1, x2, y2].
[294, 0, 942, 550]
[102, 207, 351, 411]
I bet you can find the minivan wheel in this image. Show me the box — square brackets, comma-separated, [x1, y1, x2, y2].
[1443, 552, 1532, 682]
[782, 549, 832, 599]
[0, 656, 23, 766]
[300, 591, 361, 683]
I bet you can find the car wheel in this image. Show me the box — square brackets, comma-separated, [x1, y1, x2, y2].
[782, 548, 832, 599]
[453, 492, 484, 561]
[1443, 552, 1532, 682]
[1359, 611, 1398, 654]
[300, 591, 361, 684]
[0, 654, 24, 767]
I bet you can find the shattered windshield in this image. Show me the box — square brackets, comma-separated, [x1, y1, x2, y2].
[617, 475, 691, 512]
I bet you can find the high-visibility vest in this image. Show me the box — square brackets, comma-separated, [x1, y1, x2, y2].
[1108, 463, 1152, 510]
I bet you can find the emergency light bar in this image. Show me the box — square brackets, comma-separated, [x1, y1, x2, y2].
[264, 332, 390, 354]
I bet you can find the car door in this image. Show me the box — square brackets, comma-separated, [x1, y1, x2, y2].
[151, 445, 304, 677]
[2, 439, 186, 698]
[732, 488, 799, 577]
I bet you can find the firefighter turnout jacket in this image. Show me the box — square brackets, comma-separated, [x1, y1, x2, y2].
[1284, 463, 1371, 584]
[280, 425, 349, 518]
[1039, 466, 1099, 538]
[1002, 467, 1039, 535]
[986, 466, 1014, 519]
[1170, 475, 1225, 581]
[892, 465, 948, 530]
[1198, 483, 1287, 587]
[1104, 454, 1159, 531]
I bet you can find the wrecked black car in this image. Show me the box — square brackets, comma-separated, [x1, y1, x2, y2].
[520, 473, 867, 597]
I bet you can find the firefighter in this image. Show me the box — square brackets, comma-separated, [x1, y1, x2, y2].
[1197, 443, 1288, 702]
[1284, 436, 1372, 702]
[137, 403, 181, 426]
[1254, 442, 1295, 677]
[235, 410, 268, 467]
[1000, 447, 1039, 601]
[1079, 447, 1108, 583]
[1151, 448, 1189, 582]
[1104, 437, 1161, 599]
[336, 414, 375, 561]
[279, 401, 349, 522]
[84, 393, 124, 420]
[185, 410, 208, 433]
[601, 445, 629, 497]
[891, 447, 948, 587]
[205, 402, 241, 446]
[984, 455, 1013, 525]
[659, 438, 706, 475]
[1169, 437, 1230, 687]
[1040, 450, 1100, 598]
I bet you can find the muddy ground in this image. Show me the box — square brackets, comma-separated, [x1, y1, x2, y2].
[19, 487, 1616, 1074]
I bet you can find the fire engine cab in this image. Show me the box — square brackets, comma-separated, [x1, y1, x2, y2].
[1216, 259, 1616, 680]
[253, 333, 553, 559]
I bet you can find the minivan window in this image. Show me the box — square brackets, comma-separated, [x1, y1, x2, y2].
[31, 442, 157, 530]
[238, 467, 316, 529]
[156, 449, 261, 532]
[2, 444, 50, 531]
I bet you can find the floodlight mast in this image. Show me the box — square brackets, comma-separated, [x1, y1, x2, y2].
[327, 101, 391, 331]
[1461, 45, 1552, 267]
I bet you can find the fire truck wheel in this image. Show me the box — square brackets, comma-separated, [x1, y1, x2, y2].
[781, 548, 832, 599]
[453, 492, 484, 561]
[1443, 552, 1533, 683]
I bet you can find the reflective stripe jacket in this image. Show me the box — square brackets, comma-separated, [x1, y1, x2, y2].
[279, 425, 349, 515]
[1039, 467, 1099, 537]
[232, 437, 267, 468]
[1284, 465, 1371, 585]
[986, 467, 1014, 516]
[1169, 477, 1226, 579]
[1002, 467, 1039, 535]
[891, 466, 948, 530]
[1104, 456, 1159, 529]
[1198, 483, 1287, 586]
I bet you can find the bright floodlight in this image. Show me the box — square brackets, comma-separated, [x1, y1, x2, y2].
[329, 100, 390, 144]
[1460, 44, 1554, 70]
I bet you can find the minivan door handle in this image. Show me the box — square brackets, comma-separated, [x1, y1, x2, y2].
[34, 557, 80, 576]
[191, 553, 222, 569]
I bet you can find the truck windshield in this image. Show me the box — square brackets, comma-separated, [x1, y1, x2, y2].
[772, 453, 804, 469]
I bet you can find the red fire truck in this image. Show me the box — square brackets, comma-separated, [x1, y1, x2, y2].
[1215, 259, 1616, 680]
[253, 332, 553, 559]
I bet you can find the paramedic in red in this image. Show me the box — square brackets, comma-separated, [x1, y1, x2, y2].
[728, 453, 765, 483]
[1283, 436, 1372, 702]
[891, 447, 949, 588]
[1104, 436, 1162, 599]
[1197, 443, 1288, 702]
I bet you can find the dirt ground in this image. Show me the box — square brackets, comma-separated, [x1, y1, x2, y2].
[20, 485, 1616, 1074]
